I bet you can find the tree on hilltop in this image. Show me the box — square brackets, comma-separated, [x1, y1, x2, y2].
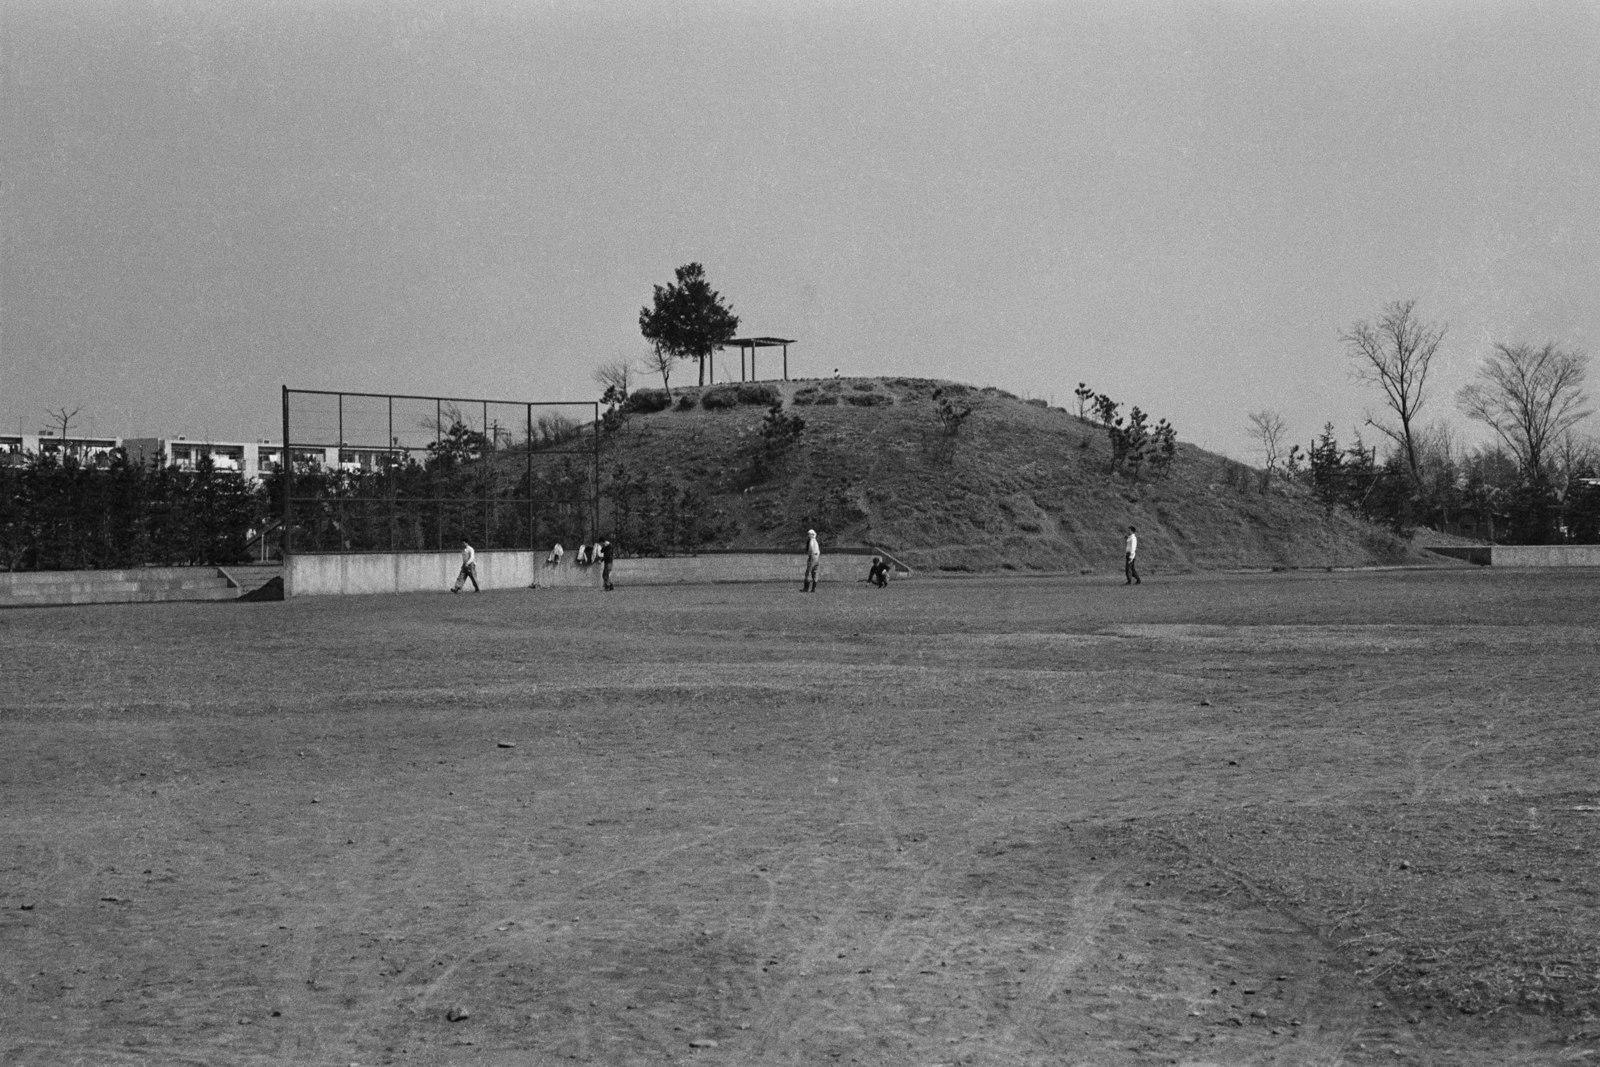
[639, 263, 740, 388]
[643, 342, 677, 398]
[592, 358, 634, 402]
[594, 358, 636, 432]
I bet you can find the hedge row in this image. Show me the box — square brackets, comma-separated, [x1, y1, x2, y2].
[1, 453, 259, 571]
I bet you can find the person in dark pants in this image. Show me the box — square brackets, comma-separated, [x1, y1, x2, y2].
[1124, 525, 1141, 585]
[452, 541, 480, 593]
[600, 538, 616, 591]
[866, 556, 890, 588]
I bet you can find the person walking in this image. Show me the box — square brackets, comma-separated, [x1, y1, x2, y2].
[453, 540, 480, 593]
[802, 528, 821, 592]
[600, 538, 616, 591]
[1124, 525, 1141, 585]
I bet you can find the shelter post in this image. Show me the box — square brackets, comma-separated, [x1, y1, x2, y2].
[727, 337, 797, 384]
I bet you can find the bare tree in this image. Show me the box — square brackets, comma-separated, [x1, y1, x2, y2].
[592, 359, 634, 400]
[47, 406, 80, 438]
[1245, 409, 1288, 491]
[417, 402, 472, 439]
[642, 342, 675, 398]
[534, 412, 580, 445]
[1411, 419, 1463, 525]
[1458, 342, 1591, 486]
[1553, 430, 1600, 481]
[1342, 300, 1446, 488]
[1414, 419, 1459, 473]
[45, 406, 82, 460]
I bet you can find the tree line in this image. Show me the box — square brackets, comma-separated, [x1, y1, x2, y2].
[1, 450, 259, 571]
[1246, 301, 1596, 543]
[0, 412, 731, 569]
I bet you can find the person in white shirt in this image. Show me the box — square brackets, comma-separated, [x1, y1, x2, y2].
[545, 543, 564, 566]
[453, 541, 480, 593]
[1124, 526, 1140, 586]
[802, 528, 821, 592]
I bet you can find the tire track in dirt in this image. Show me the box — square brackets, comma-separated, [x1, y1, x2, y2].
[0, 1037, 245, 1067]
[939, 771, 1401, 1063]
[1140, 829, 1410, 1066]
[966, 864, 1134, 1065]
[733, 769, 972, 1063]
[405, 823, 743, 1018]
[730, 763, 1131, 1064]
[856, 774, 958, 974]
[1014, 868, 1120, 1007]
[1407, 736, 1515, 804]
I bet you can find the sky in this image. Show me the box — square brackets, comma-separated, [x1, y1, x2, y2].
[3, 0, 1596, 460]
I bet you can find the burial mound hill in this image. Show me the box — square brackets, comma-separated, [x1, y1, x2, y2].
[591, 376, 1432, 575]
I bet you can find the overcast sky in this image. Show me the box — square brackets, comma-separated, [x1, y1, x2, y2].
[3, 0, 1596, 459]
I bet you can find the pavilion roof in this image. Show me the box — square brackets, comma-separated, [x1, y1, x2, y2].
[727, 336, 796, 347]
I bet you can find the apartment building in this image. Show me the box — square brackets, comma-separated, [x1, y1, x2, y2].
[0, 432, 120, 468]
[6, 432, 406, 479]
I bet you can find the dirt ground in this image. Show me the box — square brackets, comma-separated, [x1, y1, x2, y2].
[3, 567, 1599, 1066]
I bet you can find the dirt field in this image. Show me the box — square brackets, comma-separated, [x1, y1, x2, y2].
[3, 567, 1599, 1066]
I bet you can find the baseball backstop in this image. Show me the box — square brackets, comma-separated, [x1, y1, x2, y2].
[280, 388, 600, 557]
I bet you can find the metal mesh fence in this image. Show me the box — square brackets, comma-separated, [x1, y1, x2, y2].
[281, 388, 599, 554]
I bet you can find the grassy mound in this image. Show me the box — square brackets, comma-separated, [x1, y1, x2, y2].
[594, 376, 1429, 573]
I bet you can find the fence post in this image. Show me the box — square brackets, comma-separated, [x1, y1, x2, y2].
[591, 402, 601, 539]
[482, 399, 490, 548]
[281, 386, 293, 562]
[534, 399, 540, 550]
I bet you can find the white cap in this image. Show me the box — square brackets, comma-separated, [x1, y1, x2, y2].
[807, 529, 816, 537]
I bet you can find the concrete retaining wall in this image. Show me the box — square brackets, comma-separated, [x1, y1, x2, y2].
[285, 549, 900, 598]
[286, 551, 538, 597]
[0, 567, 238, 608]
[532, 553, 828, 588]
[1490, 545, 1600, 567]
